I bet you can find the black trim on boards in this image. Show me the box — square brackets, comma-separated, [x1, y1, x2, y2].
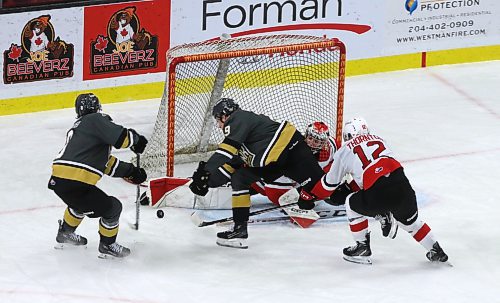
[0, 0, 139, 15]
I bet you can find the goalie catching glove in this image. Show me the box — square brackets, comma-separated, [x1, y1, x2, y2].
[189, 161, 210, 196]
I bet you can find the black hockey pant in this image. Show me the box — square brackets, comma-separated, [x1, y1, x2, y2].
[49, 176, 123, 243]
[348, 167, 419, 225]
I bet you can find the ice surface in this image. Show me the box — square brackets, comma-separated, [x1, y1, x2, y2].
[1, 61, 499, 303]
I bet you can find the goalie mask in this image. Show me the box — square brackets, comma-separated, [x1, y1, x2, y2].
[343, 117, 369, 141]
[212, 98, 239, 120]
[75, 93, 101, 118]
[305, 121, 330, 152]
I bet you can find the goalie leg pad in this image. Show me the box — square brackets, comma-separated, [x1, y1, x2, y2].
[148, 177, 232, 209]
[283, 206, 319, 228]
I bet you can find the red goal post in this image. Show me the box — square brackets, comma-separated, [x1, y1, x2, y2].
[139, 34, 346, 178]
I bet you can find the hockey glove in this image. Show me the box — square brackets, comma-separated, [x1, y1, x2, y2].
[297, 189, 316, 210]
[324, 182, 352, 206]
[129, 129, 148, 154]
[189, 161, 210, 196]
[126, 166, 147, 184]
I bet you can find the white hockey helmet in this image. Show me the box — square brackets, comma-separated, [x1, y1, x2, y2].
[343, 117, 369, 141]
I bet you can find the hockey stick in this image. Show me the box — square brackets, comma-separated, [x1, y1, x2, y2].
[134, 154, 140, 230]
[190, 201, 300, 227]
[190, 188, 301, 227]
[215, 208, 347, 226]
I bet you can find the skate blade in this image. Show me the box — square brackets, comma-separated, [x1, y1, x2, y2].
[429, 260, 453, 267]
[216, 238, 248, 249]
[388, 224, 398, 239]
[54, 243, 87, 250]
[343, 255, 372, 265]
[98, 253, 118, 259]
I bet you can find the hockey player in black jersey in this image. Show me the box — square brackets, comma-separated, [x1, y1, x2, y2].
[48, 93, 148, 258]
[189, 98, 328, 249]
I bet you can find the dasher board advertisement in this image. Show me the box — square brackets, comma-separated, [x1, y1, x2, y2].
[83, 1, 170, 80]
[169, 0, 499, 59]
[384, 0, 499, 55]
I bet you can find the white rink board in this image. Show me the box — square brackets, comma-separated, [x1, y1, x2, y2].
[170, 0, 500, 59]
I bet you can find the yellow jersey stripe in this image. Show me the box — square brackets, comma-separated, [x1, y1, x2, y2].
[263, 122, 296, 166]
[119, 132, 131, 148]
[52, 164, 101, 185]
[104, 156, 118, 176]
[219, 143, 238, 155]
[222, 163, 236, 174]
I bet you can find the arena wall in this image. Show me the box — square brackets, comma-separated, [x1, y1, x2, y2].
[1, 0, 498, 115]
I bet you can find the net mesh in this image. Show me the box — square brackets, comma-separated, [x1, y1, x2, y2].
[139, 34, 345, 178]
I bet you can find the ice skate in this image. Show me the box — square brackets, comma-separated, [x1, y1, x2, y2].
[375, 212, 398, 239]
[98, 242, 131, 259]
[426, 242, 448, 263]
[216, 222, 248, 249]
[54, 220, 87, 249]
[343, 232, 372, 265]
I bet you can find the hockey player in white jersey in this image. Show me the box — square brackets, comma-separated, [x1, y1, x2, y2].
[314, 117, 448, 264]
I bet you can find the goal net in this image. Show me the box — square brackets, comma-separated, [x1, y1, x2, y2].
[139, 34, 346, 178]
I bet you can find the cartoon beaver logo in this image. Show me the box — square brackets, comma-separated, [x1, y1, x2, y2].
[3, 14, 74, 84]
[90, 6, 158, 75]
[108, 7, 152, 50]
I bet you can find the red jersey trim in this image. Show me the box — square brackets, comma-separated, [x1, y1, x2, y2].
[363, 158, 402, 189]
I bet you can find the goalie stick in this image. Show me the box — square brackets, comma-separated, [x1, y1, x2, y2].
[191, 187, 300, 227]
[215, 208, 347, 226]
[190, 201, 300, 227]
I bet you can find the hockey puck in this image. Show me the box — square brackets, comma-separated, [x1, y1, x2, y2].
[156, 209, 164, 218]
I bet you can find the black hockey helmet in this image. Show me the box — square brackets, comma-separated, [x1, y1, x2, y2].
[75, 93, 101, 118]
[212, 98, 239, 120]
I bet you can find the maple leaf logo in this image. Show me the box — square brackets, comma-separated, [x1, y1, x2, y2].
[35, 37, 43, 46]
[120, 28, 128, 37]
[94, 35, 108, 52]
[8, 44, 23, 61]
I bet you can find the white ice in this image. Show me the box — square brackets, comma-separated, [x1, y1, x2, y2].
[1, 61, 499, 303]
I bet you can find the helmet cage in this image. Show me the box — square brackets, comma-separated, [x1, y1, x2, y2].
[305, 122, 329, 152]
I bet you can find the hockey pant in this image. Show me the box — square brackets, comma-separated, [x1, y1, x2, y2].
[49, 176, 123, 244]
[345, 167, 437, 250]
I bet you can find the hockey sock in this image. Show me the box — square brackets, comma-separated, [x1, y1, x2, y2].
[63, 207, 85, 232]
[99, 218, 119, 244]
[400, 220, 436, 251]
